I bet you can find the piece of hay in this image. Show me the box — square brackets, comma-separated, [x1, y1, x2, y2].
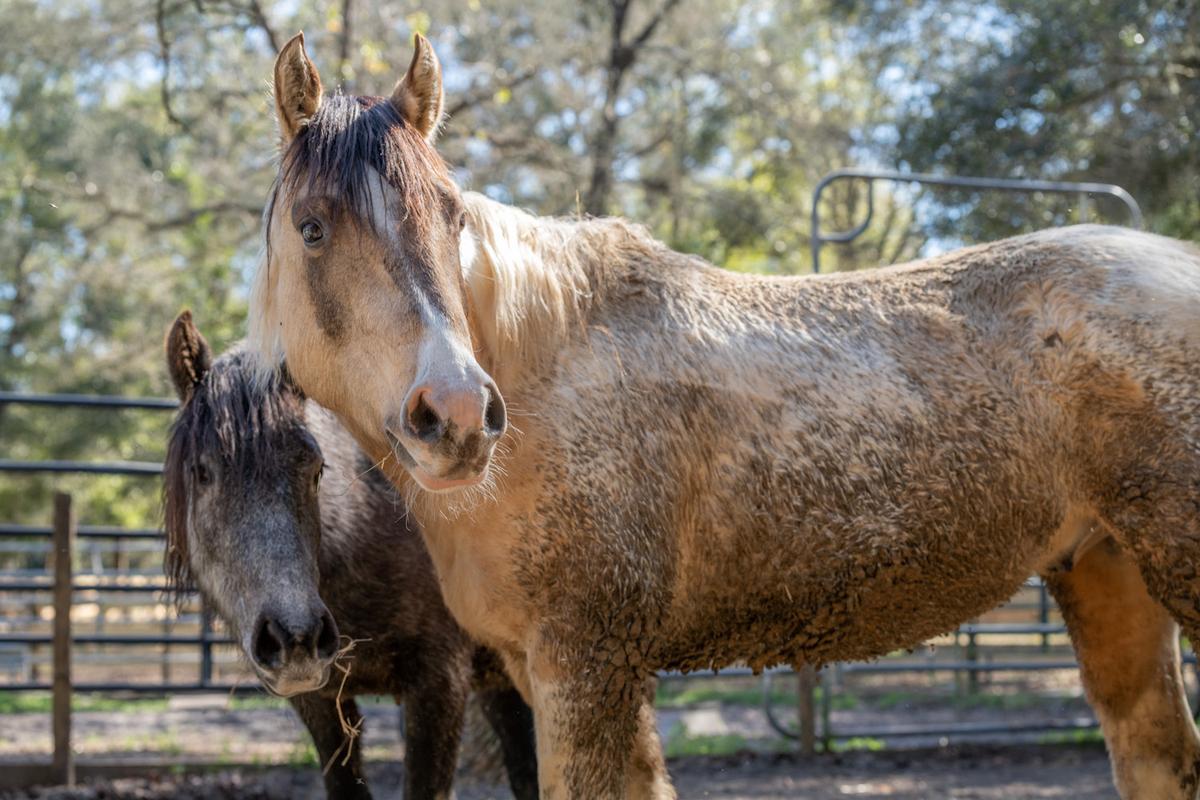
[323, 635, 371, 775]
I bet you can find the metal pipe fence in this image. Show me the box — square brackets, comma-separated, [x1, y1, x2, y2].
[809, 169, 1144, 273]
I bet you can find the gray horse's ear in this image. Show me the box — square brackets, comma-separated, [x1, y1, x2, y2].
[273, 31, 323, 146]
[391, 33, 444, 143]
[165, 310, 212, 402]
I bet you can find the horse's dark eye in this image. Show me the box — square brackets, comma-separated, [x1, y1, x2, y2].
[300, 220, 323, 245]
[459, 212, 466, 231]
[195, 463, 211, 486]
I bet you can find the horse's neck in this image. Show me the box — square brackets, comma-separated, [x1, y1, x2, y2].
[463, 194, 608, 389]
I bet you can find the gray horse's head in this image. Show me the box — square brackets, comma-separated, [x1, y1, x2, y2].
[163, 311, 339, 696]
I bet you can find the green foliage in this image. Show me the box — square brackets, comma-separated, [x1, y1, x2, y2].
[853, 0, 1200, 242]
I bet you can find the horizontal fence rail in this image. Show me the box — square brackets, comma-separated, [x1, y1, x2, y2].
[0, 392, 177, 410]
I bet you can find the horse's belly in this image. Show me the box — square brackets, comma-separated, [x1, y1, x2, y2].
[657, 509, 1057, 673]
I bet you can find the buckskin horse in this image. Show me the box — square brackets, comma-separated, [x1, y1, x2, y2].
[248, 32, 1200, 799]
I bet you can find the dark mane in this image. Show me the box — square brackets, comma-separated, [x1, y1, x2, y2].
[161, 347, 305, 599]
[269, 93, 453, 246]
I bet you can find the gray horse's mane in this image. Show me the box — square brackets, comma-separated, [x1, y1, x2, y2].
[162, 346, 305, 598]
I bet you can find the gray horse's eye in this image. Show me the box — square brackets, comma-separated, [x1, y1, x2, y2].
[194, 462, 212, 486]
[300, 220, 323, 245]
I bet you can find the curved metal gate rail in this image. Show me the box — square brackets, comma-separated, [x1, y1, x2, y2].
[810, 169, 1144, 274]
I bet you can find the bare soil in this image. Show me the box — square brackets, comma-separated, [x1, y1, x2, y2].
[0, 744, 1116, 799]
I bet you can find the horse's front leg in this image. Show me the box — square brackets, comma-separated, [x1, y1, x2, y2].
[404, 665, 468, 800]
[527, 643, 674, 800]
[290, 692, 372, 800]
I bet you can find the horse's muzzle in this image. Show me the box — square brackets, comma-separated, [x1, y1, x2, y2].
[387, 380, 506, 492]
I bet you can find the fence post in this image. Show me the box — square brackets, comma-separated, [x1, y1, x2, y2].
[1038, 581, 1050, 652]
[966, 625, 979, 694]
[819, 665, 834, 752]
[199, 602, 213, 685]
[797, 665, 817, 755]
[52, 492, 75, 786]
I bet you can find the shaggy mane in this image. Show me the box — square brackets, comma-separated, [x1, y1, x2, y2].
[461, 192, 685, 377]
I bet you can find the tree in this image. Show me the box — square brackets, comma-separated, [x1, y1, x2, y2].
[850, 0, 1200, 242]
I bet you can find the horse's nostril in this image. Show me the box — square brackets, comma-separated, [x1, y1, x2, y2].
[484, 384, 507, 436]
[406, 391, 444, 443]
[315, 610, 339, 661]
[252, 616, 286, 670]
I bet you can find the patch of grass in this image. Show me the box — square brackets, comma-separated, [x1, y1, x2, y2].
[663, 722, 790, 758]
[1038, 728, 1104, 745]
[820, 688, 859, 711]
[830, 736, 885, 752]
[655, 682, 857, 711]
[288, 738, 320, 768]
[950, 691, 1043, 711]
[118, 731, 183, 756]
[656, 684, 791, 708]
[871, 690, 917, 711]
[226, 695, 289, 711]
[0, 692, 168, 714]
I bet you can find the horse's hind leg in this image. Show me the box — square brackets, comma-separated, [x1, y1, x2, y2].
[1045, 536, 1200, 799]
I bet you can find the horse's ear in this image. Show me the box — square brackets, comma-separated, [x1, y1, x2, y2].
[273, 31, 323, 146]
[391, 33, 444, 143]
[165, 311, 212, 402]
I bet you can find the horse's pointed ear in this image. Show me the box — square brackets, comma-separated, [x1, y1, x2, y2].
[273, 31, 323, 146]
[165, 311, 213, 402]
[391, 33, 444, 143]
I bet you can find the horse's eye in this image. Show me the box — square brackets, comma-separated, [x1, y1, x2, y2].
[458, 212, 466, 231]
[195, 463, 212, 486]
[314, 462, 325, 490]
[300, 220, 324, 245]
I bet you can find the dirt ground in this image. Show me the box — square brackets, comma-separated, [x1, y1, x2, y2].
[0, 744, 1116, 799]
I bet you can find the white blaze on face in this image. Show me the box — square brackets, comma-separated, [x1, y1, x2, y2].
[363, 168, 487, 415]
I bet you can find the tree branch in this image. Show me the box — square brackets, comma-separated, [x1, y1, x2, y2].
[243, 0, 280, 52]
[155, 0, 187, 129]
[336, 0, 353, 88]
[444, 68, 538, 118]
[631, 0, 683, 49]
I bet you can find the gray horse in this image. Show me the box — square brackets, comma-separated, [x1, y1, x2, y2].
[163, 311, 537, 800]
